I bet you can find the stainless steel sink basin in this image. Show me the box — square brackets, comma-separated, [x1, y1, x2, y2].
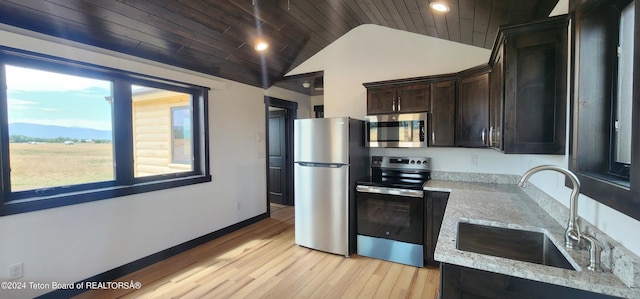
[456, 222, 576, 271]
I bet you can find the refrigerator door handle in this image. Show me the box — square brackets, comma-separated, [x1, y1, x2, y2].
[296, 162, 347, 168]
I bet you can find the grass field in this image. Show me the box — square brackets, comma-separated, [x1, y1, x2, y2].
[9, 142, 114, 192]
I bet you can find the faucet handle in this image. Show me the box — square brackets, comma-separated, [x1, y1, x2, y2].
[565, 227, 582, 249]
[580, 233, 603, 272]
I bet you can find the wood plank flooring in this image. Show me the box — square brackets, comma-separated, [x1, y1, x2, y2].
[73, 204, 440, 299]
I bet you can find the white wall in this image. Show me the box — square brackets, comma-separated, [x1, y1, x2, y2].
[289, 24, 492, 119]
[288, 24, 640, 256]
[264, 86, 313, 119]
[0, 27, 268, 298]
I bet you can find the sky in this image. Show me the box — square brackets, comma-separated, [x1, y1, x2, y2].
[5, 65, 114, 131]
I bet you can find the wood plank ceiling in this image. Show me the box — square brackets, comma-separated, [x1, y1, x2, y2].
[0, 0, 558, 92]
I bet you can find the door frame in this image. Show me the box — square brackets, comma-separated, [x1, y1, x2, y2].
[264, 97, 297, 214]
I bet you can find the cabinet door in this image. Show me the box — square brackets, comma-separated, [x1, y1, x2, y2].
[489, 44, 504, 151]
[430, 80, 456, 147]
[397, 83, 430, 113]
[503, 26, 567, 154]
[440, 263, 621, 298]
[425, 191, 449, 265]
[457, 72, 490, 147]
[367, 86, 397, 114]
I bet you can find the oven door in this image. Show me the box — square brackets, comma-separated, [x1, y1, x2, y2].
[356, 185, 424, 245]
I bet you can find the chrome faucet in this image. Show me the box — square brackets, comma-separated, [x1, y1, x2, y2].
[518, 165, 582, 249]
[518, 165, 603, 272]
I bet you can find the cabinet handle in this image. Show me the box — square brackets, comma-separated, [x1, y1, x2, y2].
[392, 98, 396, 112]
[397, 97, 401, 111]
[481, 128, 487, 146]
[489, 126, 494, 146]
[432, 131, 435, 145]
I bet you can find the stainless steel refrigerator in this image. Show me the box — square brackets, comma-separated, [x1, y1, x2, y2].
[294, 117, 369, 257]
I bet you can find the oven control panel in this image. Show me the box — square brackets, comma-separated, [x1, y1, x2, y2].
[371, 156, 431, 171]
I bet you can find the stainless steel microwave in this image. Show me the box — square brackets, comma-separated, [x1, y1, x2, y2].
[365, 113, 427, 148]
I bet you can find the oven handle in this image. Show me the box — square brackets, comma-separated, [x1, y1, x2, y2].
[356, 185, 424, 198]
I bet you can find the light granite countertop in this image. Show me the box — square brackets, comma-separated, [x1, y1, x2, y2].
[427, 179, 640, 299]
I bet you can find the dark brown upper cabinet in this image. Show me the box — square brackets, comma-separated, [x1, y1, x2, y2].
[489, 16, 569, 154]
[489, 43, 504, 151]
[364, 82, 431, 114]
[362, 16, 567, 153]
[457, 66, 491, 148]
[429, 79, 457, 147]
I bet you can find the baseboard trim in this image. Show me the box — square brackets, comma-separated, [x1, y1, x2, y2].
[36, 213, 269, 299]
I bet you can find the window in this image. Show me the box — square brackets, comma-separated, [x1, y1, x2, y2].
[5, 65, 114, 192]
[571, 0, 640, 221]
[0, 47, 210, 216]
[130, 85, 194, 177]
[612, 1, 634, 178]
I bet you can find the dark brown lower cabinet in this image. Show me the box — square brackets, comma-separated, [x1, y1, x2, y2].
[439, 263, 622, 299]
[425, 191, 449, 265]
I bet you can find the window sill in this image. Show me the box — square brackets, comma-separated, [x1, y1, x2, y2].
[0, 174, 212, 216]
[571, 171, 640, 221]
[168, 163, 192, 170]
[581, 171, 631, 189]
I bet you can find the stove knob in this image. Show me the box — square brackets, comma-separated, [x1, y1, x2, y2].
[416, 160, 421, 165]
[410, 160, 415, 164]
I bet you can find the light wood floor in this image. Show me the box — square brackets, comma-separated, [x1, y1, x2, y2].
[73, 204, 440, 299]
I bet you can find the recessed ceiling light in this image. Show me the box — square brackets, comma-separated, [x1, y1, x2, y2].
[255, 41, 269, 51]
[430, 2, 450, 12]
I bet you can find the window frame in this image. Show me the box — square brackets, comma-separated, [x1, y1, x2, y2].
[0, 46, 211, 216]
[127, 78, 201, 182]
[570, 0, 640, 221]
[609, 0, 634, 179]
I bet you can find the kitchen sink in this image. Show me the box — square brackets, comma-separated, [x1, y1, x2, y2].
[456, 222, 577, 271]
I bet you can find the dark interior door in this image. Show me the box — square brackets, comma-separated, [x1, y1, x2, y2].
[268, 109, 287, 205]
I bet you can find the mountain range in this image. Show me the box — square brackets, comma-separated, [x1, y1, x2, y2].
[9, 123, 112, 141]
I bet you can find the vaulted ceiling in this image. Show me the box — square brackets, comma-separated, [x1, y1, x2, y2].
[0, 0, 558, 92]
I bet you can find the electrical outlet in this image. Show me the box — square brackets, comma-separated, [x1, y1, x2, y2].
[9, 263, 23, 280]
